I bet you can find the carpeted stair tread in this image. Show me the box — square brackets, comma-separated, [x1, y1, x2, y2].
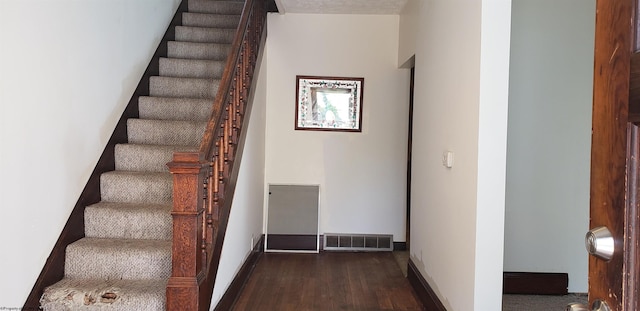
[175, 25, 236, 43]
[64, 238, 171, 280]
[100, 171, 172, 204]
[85, 202, 172, 240]
[182, 12, 240, 29]
[41, 278, 166, 311]
[188, 0, 244, 15]
[168, 41, 231, 60]
[159, 57, 226, 79]
[127, 119, 207, 146]
[139, 96, 212, 121]
[149, 76, 220, 99]
[115, 143, 199, 172]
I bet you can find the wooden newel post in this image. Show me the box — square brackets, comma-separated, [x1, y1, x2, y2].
[166, 152, 207, 311]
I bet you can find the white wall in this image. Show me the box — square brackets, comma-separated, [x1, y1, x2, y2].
[0, 0, 180, 307]
[210, 45, 268, 308]
[264, 14, 410, 241]
[402, 0, 511, 310]
[504, 0, 594, 293]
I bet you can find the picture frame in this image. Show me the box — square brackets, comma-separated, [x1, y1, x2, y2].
[295, 75, 364, 132]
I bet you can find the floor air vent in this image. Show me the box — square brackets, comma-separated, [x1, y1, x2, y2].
[323, 234, 393, 251]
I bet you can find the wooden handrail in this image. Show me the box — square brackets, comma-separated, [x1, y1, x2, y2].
[166, 0, 267, 310]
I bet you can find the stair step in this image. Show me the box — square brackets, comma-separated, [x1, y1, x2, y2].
[175, 25, 235, 43]
[139, 96, 212, 121]
[168, 41, 231, 60]
[64, 238, 171, 280]
[182, 12, 240, 29]
[41, 278, 166, 311]
[188, 0, 244, 15]
[149, 76, 219, 99]
[85, 202, 172, 240]
[100, 171, 172, 204]
[159, 57, 225, 79]
[127, 119, 207, 146]
[115, 143, 198, 172]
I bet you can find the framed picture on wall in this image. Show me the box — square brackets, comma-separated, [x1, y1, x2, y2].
[295, 75, 364, 132]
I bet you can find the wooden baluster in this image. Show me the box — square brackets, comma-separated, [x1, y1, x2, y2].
[211, 151, 220, 222]
[229, 89, 239, 161]
[206, 160, 218, 260]
[237, 68, 242, 105]
[223, 106, 230, 162]
[224, 110, 230, 161]
[207, 163, 218, 252]
[207, 164, 213, 223]
[245, 38, 250, 101]
[238, 55, 244, 105]
[217, 135, 225, 196]
[201, 173, 208, 267]
[220, 123, 229, 201]
[229, 87, 235, 146]
[228, 102, 236, 159]
[221, 91, 230, 165]
[239, 41, 247, 121]
[234, 82, 240, 126]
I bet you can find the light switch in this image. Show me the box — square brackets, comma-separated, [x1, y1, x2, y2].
[442, 151, 454, 168]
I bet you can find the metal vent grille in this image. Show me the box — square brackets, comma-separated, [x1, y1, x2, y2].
[323, 234, 393, 251]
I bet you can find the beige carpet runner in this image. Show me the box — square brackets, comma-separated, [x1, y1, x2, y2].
[40, 1, 242, 309]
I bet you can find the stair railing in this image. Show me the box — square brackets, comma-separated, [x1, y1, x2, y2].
[166, 0, 267, 309]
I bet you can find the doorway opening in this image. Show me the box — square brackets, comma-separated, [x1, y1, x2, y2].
[406, 66, 414, 252]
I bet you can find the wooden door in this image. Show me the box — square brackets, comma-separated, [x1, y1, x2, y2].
[590, 0, 640, 310]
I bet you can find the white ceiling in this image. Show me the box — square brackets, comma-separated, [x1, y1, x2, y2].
[275, 0, 408, 15]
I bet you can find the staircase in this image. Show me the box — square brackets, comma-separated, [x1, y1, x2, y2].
[39, 1, 244, 310]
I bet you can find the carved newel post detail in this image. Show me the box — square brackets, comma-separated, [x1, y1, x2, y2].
[166, 152, 208, 310]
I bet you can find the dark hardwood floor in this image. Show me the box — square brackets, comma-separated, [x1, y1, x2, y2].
[232, 252, 425, 311]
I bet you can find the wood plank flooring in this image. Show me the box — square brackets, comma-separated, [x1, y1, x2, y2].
[232, 252, 425, 311]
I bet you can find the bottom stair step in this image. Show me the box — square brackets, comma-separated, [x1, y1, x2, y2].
[41, 278, 166, 311]
[65, 238, 171, 280]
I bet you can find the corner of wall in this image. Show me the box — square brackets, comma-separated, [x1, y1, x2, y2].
[397, 0, 420, 67]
